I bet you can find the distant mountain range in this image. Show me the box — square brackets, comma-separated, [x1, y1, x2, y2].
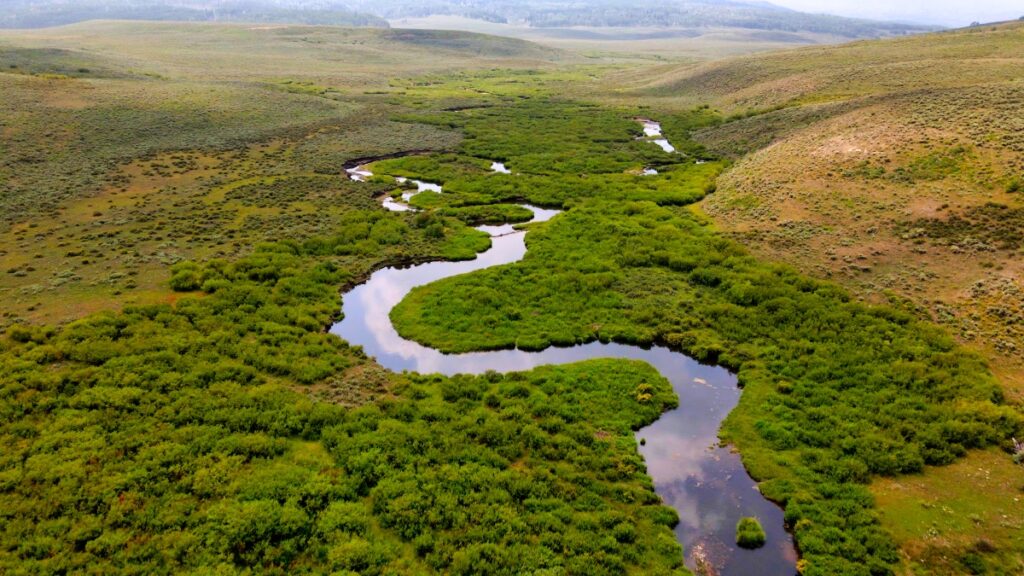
[350, 0, 940, 37]
[0, 0, 940, 38]
[0, 1, 388, 29]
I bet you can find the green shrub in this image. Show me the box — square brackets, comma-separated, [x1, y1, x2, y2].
[736, 517, 767, 549]
[6, 325, 34, 344]
[961, 552, 987, 574]
[169, 269, 201, 291]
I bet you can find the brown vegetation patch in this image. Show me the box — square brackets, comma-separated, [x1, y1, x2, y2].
[309, 363, 394, 407]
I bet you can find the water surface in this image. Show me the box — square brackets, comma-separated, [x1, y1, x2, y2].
[638, 118, 677, 153]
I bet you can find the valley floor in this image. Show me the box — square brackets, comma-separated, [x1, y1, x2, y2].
[0, 19, 1021, 576]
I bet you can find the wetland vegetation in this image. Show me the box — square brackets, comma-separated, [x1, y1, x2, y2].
[736, 518, 767, 550]
[0, 15, 1022, 576]
[381, 96, 1020, 576]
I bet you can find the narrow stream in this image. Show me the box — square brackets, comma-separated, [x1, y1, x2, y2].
[638, 118, 677, 153]
[336, 134, 797, 575]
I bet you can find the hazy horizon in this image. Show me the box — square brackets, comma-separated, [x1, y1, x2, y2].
[769, 0, 1022, 27]
[2, 0, 1020, 31]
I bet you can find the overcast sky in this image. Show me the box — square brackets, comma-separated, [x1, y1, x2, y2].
[769, 0, 1023, 26]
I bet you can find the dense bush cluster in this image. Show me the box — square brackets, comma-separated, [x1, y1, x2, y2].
[735, 518, 766, 549]
[435, 203, 536, 225]
[1, 202, 693, 573]
[2, 311, 686, 573]
[324, 361, 686, 575]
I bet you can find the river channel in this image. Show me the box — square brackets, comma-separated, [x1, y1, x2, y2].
[333, 122, 797, 575]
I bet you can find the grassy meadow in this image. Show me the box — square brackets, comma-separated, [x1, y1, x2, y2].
[0, 21, 569, 327]
[0, 17, 1022, 576]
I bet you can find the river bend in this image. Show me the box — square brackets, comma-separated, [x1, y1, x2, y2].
[333, 125, 797, 575]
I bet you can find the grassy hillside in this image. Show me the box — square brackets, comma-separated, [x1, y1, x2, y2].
[0, 21, 564, 82]
[635, 21, 1023, 108]
[628, 20, 1024, 575]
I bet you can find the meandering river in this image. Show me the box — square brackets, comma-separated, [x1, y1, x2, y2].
[334, 123, 797, 575]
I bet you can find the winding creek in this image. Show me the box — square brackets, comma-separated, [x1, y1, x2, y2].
[333, 121, 797, 575]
